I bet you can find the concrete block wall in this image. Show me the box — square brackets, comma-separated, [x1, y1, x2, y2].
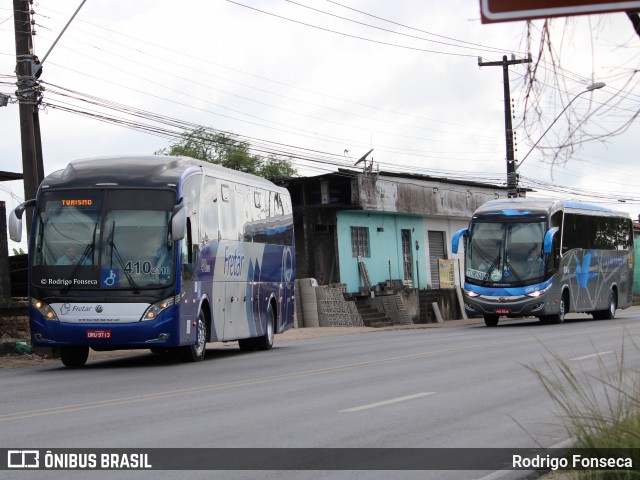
[0, 302, 29, 340]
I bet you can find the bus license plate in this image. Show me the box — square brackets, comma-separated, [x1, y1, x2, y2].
[87, 329, 112, 339]
[495, 308, 510, 315]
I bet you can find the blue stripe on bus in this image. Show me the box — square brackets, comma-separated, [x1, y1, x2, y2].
[464, 278, 553, 297]
[483, 209, 532, 216]
[501, 209, 532, 216]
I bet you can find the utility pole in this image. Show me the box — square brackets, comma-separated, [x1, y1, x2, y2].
[478, 54, 531, 198]
[13, 0, 44, 234]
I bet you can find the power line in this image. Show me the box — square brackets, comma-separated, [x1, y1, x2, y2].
[8, 4, 639, 206]
[323, 0, 521, 54]
[32, 8, 510, 139]
[284, 0, 509, 55]
[225, 0, 478, 57]
[35, 80, 640, 205]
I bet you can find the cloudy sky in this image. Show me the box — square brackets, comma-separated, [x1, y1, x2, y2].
[1, 0, 639, 251]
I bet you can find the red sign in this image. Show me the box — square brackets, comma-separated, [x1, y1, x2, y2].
[87, 329, 112, 339]
[480, 0, 640, 23]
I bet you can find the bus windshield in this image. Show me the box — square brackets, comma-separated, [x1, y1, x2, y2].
[32, 189, 176, 290]
[466, 221, 546, 285]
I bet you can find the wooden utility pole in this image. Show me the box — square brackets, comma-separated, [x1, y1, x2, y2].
[478, 54, 531, 198]
[13, 0, 44, 234]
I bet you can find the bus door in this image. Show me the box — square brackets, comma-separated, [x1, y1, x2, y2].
[179, 174, 202, 343]
[281, 245, 295, 331]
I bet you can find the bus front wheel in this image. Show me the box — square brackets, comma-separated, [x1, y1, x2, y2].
[59, 346, 89, 368]
[550, 294, 568, 324]
[483, 314, 499, 327]
[181, 310, 207, 362]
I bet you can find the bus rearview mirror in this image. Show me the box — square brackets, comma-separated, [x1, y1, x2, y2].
[8, 209, 22, 242]
[9, 199, 35, 242]
[171, 205, 186, 241]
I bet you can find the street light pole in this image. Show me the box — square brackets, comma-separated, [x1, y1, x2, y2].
[516, 82, 606, 172]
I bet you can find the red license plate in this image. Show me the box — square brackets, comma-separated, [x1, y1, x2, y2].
[86, 329, 112, 339]
[495, 308, 511, 315]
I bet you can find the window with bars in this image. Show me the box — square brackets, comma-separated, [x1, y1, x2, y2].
[351, 226, 370, 257]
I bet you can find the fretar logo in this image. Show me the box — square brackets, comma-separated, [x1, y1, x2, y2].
[223, 245, 244, 277]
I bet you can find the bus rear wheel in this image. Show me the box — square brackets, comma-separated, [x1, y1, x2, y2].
[255, 304, 275, 351]
[59, 346, 89, 368]
[593, 289, 617, 320]
[483, 314, 499, 327]
[181, 310, 207, 362]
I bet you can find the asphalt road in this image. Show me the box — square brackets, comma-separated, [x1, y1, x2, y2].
[2, 308, 640, 480]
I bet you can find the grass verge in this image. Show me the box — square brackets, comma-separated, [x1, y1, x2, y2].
[526, 334, 640, 479]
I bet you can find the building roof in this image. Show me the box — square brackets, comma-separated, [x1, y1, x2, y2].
[285, 168, 516, 192]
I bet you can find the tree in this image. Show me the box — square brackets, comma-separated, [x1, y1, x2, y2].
[259, 154, 298, 180]
[155, 128, 297, 180]
[517, 14, 640, 169]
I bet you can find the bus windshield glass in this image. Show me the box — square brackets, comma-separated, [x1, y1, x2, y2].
[32, 189, 176, 290]
[466, 220, 546, 285]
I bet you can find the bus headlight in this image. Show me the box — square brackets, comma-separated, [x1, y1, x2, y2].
[141, 294, 182, 322]
[526, 284, 552, 298]
[464, 289, 479, 298]
[31, 298, 59, 321]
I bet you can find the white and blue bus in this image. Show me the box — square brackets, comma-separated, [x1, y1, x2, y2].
[452, 198, 633, 327]
[9, 156, 295, 366]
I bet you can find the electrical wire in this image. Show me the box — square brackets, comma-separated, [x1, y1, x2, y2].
[225, 0, 479, 58]
[5, 3, 638, 207]
[284, 0, 511, 55]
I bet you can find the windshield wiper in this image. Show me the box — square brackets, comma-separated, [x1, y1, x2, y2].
[62, 223, 97, 294]
[503, 258, 522, 283]
[108, 220, 140, 294]
[481, 255, 501, 285]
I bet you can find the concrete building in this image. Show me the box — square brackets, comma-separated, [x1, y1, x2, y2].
[284, 168, 509, 323]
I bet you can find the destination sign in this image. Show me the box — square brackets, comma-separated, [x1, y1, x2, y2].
[61, 199, 93, 206]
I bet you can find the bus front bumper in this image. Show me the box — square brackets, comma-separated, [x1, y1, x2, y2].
[29, 312, 185, 349]
[463, 289, 560, 318]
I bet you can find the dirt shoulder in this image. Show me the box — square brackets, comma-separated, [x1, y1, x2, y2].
[0, 318, 484, 369]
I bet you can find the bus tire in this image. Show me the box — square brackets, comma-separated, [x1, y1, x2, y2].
[594, 289, 617, 320]
[483, 314, 499, 327]
[255, 304, 275, 350]
[59, 346, 89, 368]
[550, 293, 568, 324]
[181, 309, 207, 362]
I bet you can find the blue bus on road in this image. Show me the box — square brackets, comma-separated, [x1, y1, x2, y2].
[9, 156, 295, 366]
[452, 198, 633, 326]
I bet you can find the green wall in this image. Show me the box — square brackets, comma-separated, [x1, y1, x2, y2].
[337, 211, 425, 293]
[634, 236, 640, 297]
